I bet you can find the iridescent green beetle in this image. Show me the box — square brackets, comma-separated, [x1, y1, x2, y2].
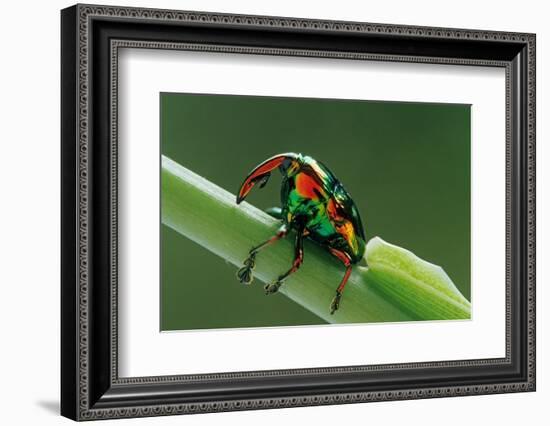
[236, 153, 366, 314]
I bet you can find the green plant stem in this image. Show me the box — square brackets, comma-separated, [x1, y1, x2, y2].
[161, 155, 470, 324]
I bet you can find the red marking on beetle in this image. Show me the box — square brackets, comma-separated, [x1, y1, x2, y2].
[326, 198, 343, 221]
[296, 173, 326, 200]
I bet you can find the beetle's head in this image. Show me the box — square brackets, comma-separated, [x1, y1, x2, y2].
[279, 154, 304, 178]
[236, 153, 302, 204]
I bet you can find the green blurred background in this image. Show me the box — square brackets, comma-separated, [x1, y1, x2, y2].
[160, 93, 471, 331]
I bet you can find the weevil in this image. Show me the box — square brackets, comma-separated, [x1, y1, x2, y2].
[235, 153, 366, 314]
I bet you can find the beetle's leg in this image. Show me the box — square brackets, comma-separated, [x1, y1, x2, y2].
[328, 248, 353, 314]
[264, 226, 305, 295]
[236, 224, 289, 285]
[264, 206, 283, 220]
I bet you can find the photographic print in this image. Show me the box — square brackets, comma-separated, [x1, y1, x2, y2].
[160, 93, 471, 331]
[61, 6, 535, 418]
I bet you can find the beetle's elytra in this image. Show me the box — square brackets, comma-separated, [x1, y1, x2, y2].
[235, 153, 366, 314]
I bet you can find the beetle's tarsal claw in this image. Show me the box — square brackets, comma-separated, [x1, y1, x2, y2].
[330, 292, 341, 315]
[236, 254, 256, 285]
[236, 265, 254, 285]
[264, 280, 282, 295]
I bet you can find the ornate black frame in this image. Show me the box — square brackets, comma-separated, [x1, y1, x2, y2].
[61, 4, 536, 421]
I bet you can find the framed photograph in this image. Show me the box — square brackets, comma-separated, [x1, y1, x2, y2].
[61, 4, 536, 421]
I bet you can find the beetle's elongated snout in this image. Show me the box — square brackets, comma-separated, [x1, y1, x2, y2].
[236, 154, 292, 204]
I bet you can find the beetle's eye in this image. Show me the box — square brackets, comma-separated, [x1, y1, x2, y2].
[280, 158, 292, 171]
